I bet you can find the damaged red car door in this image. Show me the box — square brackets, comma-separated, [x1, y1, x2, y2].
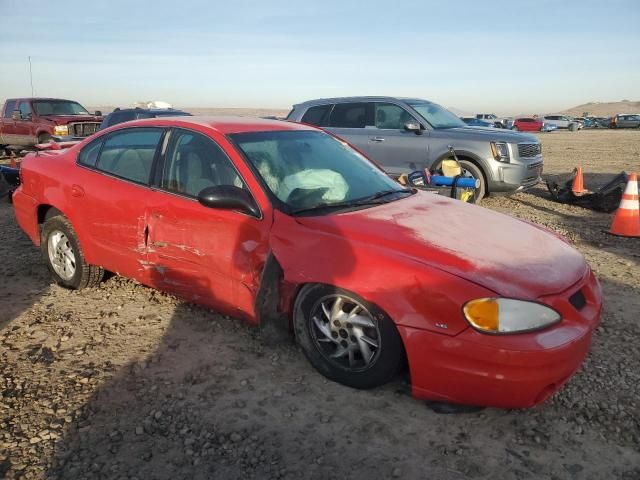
[73, 127, 164, 280]
[144, 128, 271, 321]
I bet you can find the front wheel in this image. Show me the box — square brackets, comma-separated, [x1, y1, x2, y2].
[41, 215, 104, 289]
[293, 284, 405, 390]
[458, 159, 486, 201]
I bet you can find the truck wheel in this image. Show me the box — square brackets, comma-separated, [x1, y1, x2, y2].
[458, 160, 486, 201]
[38, 133, 52, 144]
[41, 215, 104, 289]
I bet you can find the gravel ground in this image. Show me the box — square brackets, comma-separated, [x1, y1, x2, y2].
[1, 129, 639, 480]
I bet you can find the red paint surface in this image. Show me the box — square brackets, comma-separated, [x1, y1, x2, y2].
[12, 117, 602, 408]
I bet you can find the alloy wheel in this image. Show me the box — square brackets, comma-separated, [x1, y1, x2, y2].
[47, 230, 76, 280]
[309, 294, 381, 371]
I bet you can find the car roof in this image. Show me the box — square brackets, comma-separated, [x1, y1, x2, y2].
[104, 115, 317, 135]
[108, 107, 188, 114]
[292, 96, 431, 107]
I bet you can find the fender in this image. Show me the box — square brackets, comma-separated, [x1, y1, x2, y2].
[269, 211, 494, 337]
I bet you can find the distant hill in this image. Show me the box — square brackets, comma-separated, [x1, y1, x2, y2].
[560, 100, 640, 117]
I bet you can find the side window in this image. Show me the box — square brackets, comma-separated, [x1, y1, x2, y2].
[329, 103, 372, 128]
[95, 128, 163, 184]
[3, 100, 16, 118]
[19, 101, 33, 118]
[375, 103, 414, 129]
[162, 129, 244, 197]
[300, 105, 331, 126]
[78, 137, 103, 167]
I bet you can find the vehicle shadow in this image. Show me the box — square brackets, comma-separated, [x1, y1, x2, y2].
[0, 202, 50, 331]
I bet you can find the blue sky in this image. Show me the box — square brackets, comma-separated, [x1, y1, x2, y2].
[0, 0, 638, 114]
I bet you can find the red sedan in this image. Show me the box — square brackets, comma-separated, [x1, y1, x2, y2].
[513, 117, 544, 132]
[12, 117, 601, 408]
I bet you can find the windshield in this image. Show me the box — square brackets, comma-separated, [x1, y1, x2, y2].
[406, 101, 466, 129]
[33, 100, 90, 116]
[230, 130, 410, 214]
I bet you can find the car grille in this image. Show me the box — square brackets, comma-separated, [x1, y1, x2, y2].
[68, 122, 100, 137]
[518, 142, 542, 158]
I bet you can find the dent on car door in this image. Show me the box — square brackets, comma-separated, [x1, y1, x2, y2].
[145, 128, 271, 321]
[73, 127, 165, 280]
[367, 102, 429, 175]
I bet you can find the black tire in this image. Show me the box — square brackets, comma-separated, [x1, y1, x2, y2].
[293, 284, 404, 390]
[458, 159, 486, 201]
[41, 215, 104, 289]
[38, 133, 52, 144]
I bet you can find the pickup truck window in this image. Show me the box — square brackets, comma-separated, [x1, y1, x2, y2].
[95, 128, 163, 185]
[33, 100, 89, 116]
[18, 101, 32, 118]
[3, 100, 16, 118]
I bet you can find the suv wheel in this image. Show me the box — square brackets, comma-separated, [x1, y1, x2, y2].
[458, 160, 486, 201]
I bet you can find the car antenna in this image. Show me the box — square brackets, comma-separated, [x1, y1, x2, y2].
[28, 56, 35, 97]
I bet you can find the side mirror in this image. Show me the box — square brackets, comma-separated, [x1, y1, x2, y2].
[94, 110, 102, 117]
[197, 185, 259, 216]
[11, 110, 20, 121]
[404, 121, 423, 134]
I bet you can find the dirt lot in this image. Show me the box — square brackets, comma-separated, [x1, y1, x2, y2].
[1, 129, 639, 480]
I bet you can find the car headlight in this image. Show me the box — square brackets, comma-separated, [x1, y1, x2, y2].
[463, 298, 561, 334]
[490, 141, 510, 163]
[53, 125, 69, 136]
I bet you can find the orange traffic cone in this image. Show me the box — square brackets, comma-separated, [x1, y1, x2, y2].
[607, 172, 640, 237]
[572, 166, 586, 194]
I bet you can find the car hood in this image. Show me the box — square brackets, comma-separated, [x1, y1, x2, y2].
[445, 126, 538, 143]
[41, 115, 102, 124]
[296, 192, 587, 299]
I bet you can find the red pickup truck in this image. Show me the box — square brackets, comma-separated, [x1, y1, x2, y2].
[0, 98, 102, 150]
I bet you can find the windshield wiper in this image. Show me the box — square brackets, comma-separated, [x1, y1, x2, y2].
[292, 189, 412, 215]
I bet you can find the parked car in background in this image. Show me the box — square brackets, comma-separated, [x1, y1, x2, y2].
[99, 107, 192, 130]
[541, 115, 582, 130]
[12, 116, 602, 408]
[512, 117, 544, 132]
[288, 97, 544, 200]
[610, 114, 640, 128]
[460, 117, 495, 128]
[475, 113, 507, 128]
[0, 98, 102, 150]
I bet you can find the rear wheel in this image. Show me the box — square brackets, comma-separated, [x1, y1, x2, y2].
[38, 133, 52, 144]
[294, 284, 404, 390]
[41, 215, 104, 289]
[458, 159, 486, 201]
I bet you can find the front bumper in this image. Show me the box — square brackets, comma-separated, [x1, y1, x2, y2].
[399, 269, 602, 408]
[487, 155, 543, 193]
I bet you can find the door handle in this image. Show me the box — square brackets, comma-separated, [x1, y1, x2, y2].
[370, 137, 385, 142]
[71, 184, 85, 197]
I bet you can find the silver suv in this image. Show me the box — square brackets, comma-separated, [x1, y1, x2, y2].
[287, 97, 543, 199]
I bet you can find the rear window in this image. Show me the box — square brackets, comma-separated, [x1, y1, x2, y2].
[78, 137, 103, 167]
[3, 100, 16, 118]
[328, 103, 372, 128]
[301, 105, 331, 126]
[95, 128, 163, 184]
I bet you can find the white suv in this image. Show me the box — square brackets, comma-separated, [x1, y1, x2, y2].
[542, 115, 583, 129]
